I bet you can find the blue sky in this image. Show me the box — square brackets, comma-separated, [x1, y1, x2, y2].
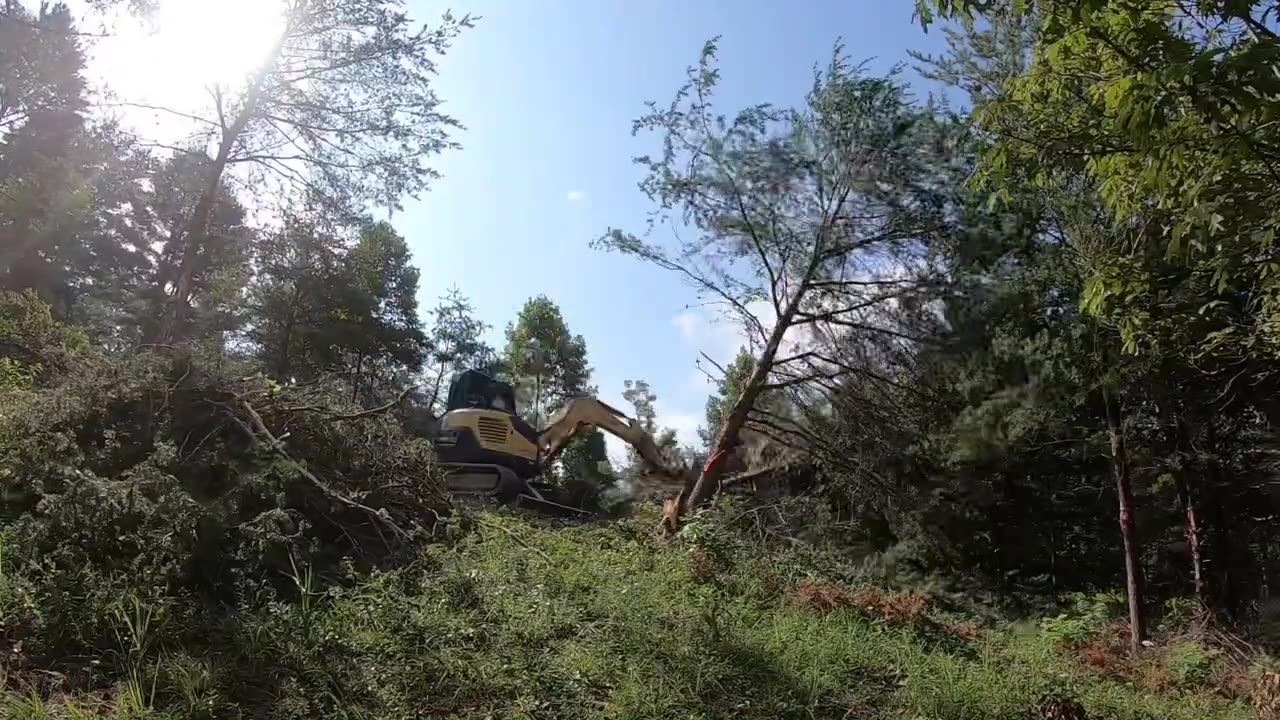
[393, 1, 953, 453]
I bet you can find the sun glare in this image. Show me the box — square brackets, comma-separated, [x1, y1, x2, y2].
[91, 0, 286, 120]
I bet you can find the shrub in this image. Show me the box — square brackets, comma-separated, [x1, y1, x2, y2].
[0, 289, 89, 390]
[1041, 592, 1126, 647]
[1165, 639, 1219, 687]
[0, 325, 447, 667]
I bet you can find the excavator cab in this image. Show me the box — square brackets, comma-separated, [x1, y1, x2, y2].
[434, 369, 573, 513]
[445, 369, 517, 414]
[435, 370, 540, 481]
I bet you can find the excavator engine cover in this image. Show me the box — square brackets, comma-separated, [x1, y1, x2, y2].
[435, 408, 539, 479]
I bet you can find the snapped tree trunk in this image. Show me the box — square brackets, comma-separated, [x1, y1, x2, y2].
[1104, 387, 1146, 650]
[684, 291, 804, 514]
[1175, 473, 1209, 608]
[1172, 414, 1210, 609]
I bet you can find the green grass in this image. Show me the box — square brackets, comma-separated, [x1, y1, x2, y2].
[1, 508, 1258, 719]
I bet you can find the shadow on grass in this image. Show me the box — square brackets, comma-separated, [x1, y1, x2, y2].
[698, 637, 900, 720]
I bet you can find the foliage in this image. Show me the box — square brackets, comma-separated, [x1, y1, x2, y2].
[919, 0, 1280, 361]
[0, 508, 1255, 719]
[699, 347, 754, 447]
[0, 289, 88, 388]
[247, 215, 427, 397]
[420, 288, 501, 415]
[8, 0, 1280, 717]
[0, 3, 85, 135]
[0, 313, 446, 664]
[501, 294, 591, 425]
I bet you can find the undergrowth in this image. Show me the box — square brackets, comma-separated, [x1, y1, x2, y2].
[0, 501, 1263, 719]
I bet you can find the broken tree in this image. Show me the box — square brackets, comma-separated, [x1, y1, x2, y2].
[596, 40, 951, 527]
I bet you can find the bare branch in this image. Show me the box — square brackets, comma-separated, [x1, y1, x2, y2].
[236, 399, 413, 545]
[102, 101, 222, 129]
[699, 351, 730, 379]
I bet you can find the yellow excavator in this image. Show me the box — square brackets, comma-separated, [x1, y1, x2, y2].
[432, 369, 683, 513]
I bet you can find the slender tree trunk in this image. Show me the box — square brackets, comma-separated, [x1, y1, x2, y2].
[1104, 387, 1146, 650]
[534, 370, 542, 429]
[1167, 408, 1211, 609]
[1047, 472, 1058, 600]
[685, 291, 804, 512]
[1175, 473, 1209, 607]
[1204, 423, 1238, 617]
[275, 315, 295, 380]
[352, 351, 364, 403]
[151, 6, 299, 344]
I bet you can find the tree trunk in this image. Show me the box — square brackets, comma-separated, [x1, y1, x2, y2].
[150, 7, 298, 344]
[1168, 409, 1211, 610]
[1047, 472, 1058, 600]
[275, 314, 296, 381]
[352, 351, 364, 403]
[534, 370, 542, 429]
[1204, 422, 1238, 617]
[1175, 473, 1209, 608]
[1104, 387, 1146, 651]
[684, 294, 803, 513]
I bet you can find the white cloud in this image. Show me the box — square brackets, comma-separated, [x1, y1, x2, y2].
[672, 311, 699, 343]
[566, 190, 587, 201]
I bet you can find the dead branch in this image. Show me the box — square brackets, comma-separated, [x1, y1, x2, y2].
[699, 351, 730, 379]
[237, 399, 413, 545]
[722, 462, 792, 489]
[478, 516, 553, 563]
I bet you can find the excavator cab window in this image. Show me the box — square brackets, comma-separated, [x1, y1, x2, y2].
[446, 370, 518, 416]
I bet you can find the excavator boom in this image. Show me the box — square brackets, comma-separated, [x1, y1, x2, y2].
[538, 396, 684, 481]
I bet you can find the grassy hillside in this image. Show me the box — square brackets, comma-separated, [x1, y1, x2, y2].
[2, 503, 1264, 720]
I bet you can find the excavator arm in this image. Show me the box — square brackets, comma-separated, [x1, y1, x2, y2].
[538, 397, 684, 480]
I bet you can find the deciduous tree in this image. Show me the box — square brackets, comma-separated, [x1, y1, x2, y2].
[598, 40, 950, 523]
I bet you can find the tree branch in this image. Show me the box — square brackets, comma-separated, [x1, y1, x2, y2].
[236, 399, 413, 545]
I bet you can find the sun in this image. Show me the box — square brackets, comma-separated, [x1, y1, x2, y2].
[90, 0, 287, 125]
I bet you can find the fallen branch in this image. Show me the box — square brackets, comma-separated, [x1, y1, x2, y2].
[661, 461, 796, 535]
[721, 462, 793, 490]
[237, 399, 414, 546]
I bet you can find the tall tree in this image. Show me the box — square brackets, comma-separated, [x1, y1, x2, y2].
[698, 348, 753, 448]
[421, 288, 499, 415]
[247, 216, 426, 393]
[917, 0, 1280, 361]
[0, 2, 86, 136]
[620, 378, 680, 483]
[148, 0, 473, 343]
[502, 295, 590, 427]
[598, 40, 950, 523]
